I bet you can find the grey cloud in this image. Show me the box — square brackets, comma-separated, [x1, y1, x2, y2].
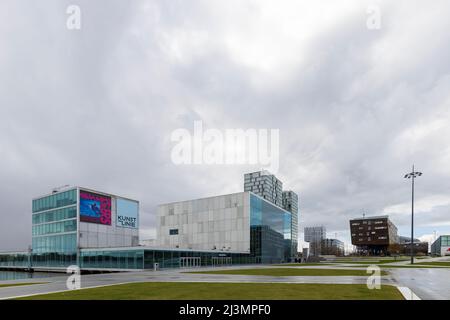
[1, 0, 450, 250]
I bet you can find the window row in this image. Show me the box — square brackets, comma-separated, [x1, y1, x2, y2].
[32, 189, 77, 213]
[441, 236, 450, 246]
[32, 233, 77, 253]
[32, 206, 77, 224]
[81, 250, 144, 269]
[31, 253, 77, 268]
[32, 219, 77, 236]
[80, 250, 260, 270]
[0, 254, 29, 268]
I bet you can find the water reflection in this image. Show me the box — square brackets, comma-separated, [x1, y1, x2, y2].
[0, 271, 56, 281]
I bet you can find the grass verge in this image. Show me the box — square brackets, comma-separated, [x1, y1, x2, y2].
[330, 259, 409, 265]
[349, 265, 440, 269]
[412, 261, 450, 267]
[17, 282, 403, 300]
[0, 282, 46, 288]
[273, 263, 332, 267]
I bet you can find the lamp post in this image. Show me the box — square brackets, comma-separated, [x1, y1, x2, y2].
[404, 165, 422, 265]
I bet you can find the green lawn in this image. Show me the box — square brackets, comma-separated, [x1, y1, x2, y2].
[414, 261, 450, 267]
[349, 265, 439, 269]
[346, 262, 450, 269]
[330, 259, 409, 265]
[18, 282, 403, 300]
[0, 282, 45, 288]
[274, 263, 332, 267]
[186, 268, 388, 276]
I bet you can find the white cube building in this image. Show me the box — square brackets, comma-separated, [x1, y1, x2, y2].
[157, 191, 293, 263]
[157, 192, 251, 252]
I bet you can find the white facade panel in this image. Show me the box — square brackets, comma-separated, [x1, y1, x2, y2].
[157, 192, 250, 253]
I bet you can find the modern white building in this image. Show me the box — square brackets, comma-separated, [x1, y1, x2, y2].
[1, 185, 293, 271]
[157, 192, 250, 252]
[157, 191, 292, 263]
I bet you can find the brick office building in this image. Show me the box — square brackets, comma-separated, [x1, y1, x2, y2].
[350, 215, 399, 255]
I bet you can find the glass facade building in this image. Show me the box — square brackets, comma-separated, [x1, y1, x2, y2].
[158, 192, 292, 265]
[250, 194, 291, 263]
[1, 189, 292, 271]
[244, 171, 299, 259]
[431, 235, 450, 256]
[0, 252, 30, 268]
[80, 248, 256, 270]
[31, 189, 78, 267]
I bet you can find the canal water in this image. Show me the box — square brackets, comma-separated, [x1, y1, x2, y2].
[0, 271, 58, 281]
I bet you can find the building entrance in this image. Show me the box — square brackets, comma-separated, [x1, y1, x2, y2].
[179, 257, 201, 268]
[212, 256, 232, 267]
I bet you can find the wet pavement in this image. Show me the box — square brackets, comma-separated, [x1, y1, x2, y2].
[389, 268, 450, 300]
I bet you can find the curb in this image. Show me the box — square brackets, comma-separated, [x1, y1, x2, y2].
[397, 286, 421, 300]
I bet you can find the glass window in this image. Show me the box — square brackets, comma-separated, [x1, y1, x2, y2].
[32, 205, 77, 225]
[32, 189, 77, 213]
[250, 194, 292, 263]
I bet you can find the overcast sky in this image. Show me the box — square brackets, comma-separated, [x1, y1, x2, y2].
[1, 0, 450, 251]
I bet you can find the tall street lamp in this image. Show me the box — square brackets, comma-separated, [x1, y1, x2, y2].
[404, 165, 422, 265]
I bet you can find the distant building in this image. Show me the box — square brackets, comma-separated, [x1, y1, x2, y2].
[394, 236, 428, 255]
[349, 215, 399, 255]
[431, 235, 450, 256]
[304, 226, 326, 242]
[398, 242, 429, 256]
[321, 238, 345, 256]
[302, 247, 309, 260]
[398, 236, 420, 244]
[304, 226, 326, 256]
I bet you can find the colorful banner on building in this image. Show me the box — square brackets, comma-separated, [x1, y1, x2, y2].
[116, 198, 139, 229]
[80, 191, 112, 225]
